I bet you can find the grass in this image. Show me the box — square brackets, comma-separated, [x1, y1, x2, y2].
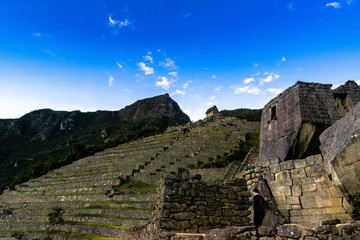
[113, 179, 157, 191]
[65, 221, 129, 229]
[2, 229, 119, 240]
[66, 213, 149, 220]
[82, 205, 152, 210]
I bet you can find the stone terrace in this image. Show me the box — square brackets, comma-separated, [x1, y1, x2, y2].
[0, 117, 259, 240]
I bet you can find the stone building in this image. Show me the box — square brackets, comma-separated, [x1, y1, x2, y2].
[259, 80, 360, 163]
[205, 105, 219, 118]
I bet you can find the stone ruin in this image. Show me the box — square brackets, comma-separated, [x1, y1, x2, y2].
[124, 80, 360, 239]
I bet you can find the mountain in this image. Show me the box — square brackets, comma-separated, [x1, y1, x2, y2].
[0, 94, 190, 192]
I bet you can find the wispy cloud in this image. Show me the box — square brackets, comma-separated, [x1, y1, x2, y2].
[171, 90, 186, 96]
[212, 75, 216, 79]
[232, 85, 261, 95]
[137, 62, 154, 75]
[261, 72, 280, 84]
[116, 62, 123, 69]
[206, 96, 216, 106]
[143, 55, 154, 64]
[244, 78, 255, 84]
[326, 2, 341, 8]
[281, 56, 286, 62]
[159, 58, 177, 69]
[108, 16, 131, 29]
[33, 32, 42, 37]
[156, 76, 172, 90]
[266, 88, 283, 95]
[183, 80, 192, 89]
[287, 2, 295, 11]
[169, 72, 178, 77]
[182, 12, 192, 18]
[214, 86, 223, 91]
[109, 76, 114, 86]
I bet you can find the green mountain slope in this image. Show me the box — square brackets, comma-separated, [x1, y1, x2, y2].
[0, 94, 190, 192]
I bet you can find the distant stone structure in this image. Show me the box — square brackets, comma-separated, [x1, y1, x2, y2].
[259, 80, 360, 163]
[205, 105, 219, 118]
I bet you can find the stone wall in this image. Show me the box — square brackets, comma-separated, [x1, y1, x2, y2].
[259, 81, 341, 163]
[237, 154, 353, 225]
[320, 100, 360, 219]
[147, 173, 251, 234]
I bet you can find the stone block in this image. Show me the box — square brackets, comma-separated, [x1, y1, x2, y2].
[300, 195, 317, 209]
[294, 159, 307, 168]
[329, 186, 343, 198]
[313, 174, 327, 183]
[321, 207, 347, 215]
[272, 185, 292, 196]
[270, 163, 280, 174]
[302, 183, 317, 192]
[305, 155, 323, 166]
[275, 171, 292, 181]
[277, 224, 302, 238]
[291, 205, 302, 210]
[291, 168, 307, 179]
[286, 196, 300, 205]
[280, 160, 295, 171]
[306, 164, 324, 177]
[258, 226, 276, 237]
[292, 185, 302, 196]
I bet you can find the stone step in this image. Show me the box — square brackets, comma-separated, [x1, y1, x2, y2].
[1, 214, 149, 228]
[9, 207, 152, 220]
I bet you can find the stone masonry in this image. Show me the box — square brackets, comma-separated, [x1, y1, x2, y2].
[237, 154, 353, 225]
[259, 81, 360, 163]
[146, 173, 251, 235]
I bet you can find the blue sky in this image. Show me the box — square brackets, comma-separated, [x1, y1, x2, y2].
[1, 0, 360, 120]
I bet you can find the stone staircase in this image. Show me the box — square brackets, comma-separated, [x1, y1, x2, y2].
[0, 117, 259, 239]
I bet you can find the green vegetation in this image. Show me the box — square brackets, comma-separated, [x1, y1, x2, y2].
[114, 179, 157, 191]
[196, 132, 259, 168]
[0, 95, 190, 193]
[220, 108, 262, 121]
[2, 229, 118, 240]
[66, 213, 149, 221]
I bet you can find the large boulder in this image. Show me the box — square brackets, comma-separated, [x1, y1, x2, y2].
[320, 101, 360, 219]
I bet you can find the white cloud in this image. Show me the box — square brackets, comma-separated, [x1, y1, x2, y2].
[209, 96, 216, 101]
[109, 16, 131, 28]
[137, 62, 154, 75]
[266, 88, 283, 95]
[261, 72, 280, 83]
[183, 80, 192, 89]
[281, 56, 286, 62]
[143, 55, 154, 64]
[169, 72, 178, 77]
[214, 86, 223, 91]
[171, 90, 186, 96]
[159, 58, 177, 69]
[108, 76, 114, 86]
[116, 62, 123, 69]
[244, 78, 255, 84]
[212, 75, 216, 79]
[156, 76, 172, 90]
[356, 80, 360, 85]
[33, 32, 41, 37]
[109, 16, 117, 25]
[233, 85, 261, 95]
[326, 2, 341, 8]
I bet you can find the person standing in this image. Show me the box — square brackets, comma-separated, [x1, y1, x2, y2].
[252, 188, 267, 227]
